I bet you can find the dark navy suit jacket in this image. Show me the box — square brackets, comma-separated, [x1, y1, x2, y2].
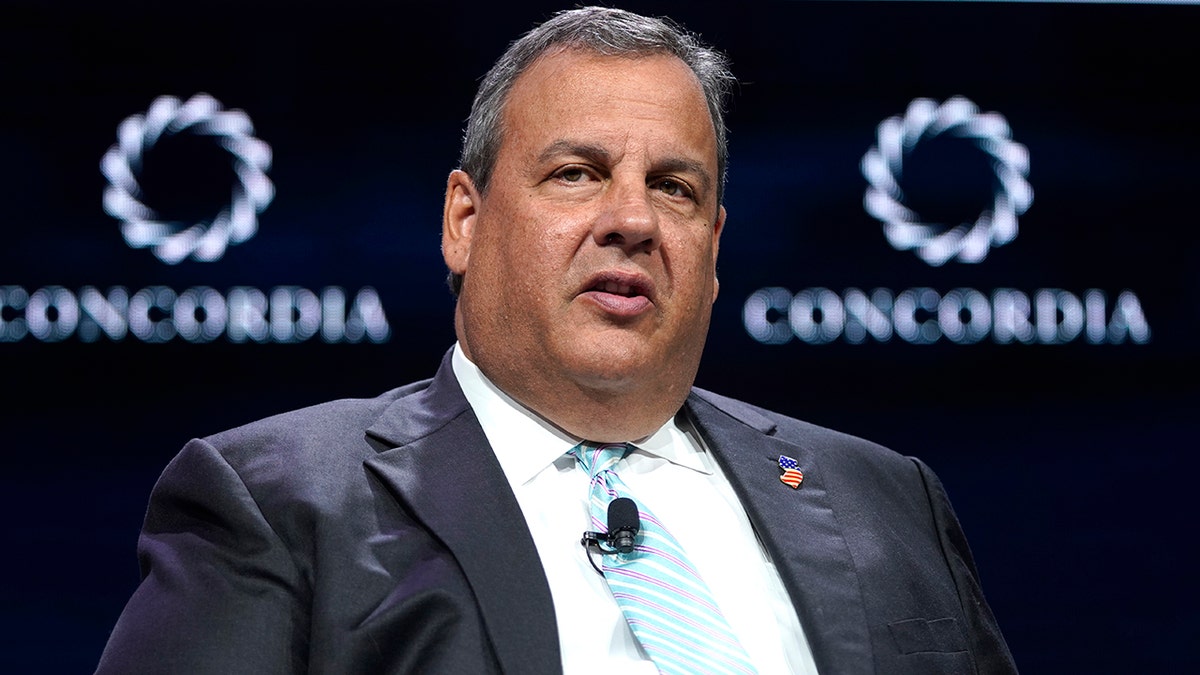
[98, 352, 1017, 674]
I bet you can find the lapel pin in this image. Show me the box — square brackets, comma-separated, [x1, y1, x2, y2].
[778, 455, 804, 489]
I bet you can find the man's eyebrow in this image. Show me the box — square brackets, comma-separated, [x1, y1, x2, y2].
[536, 140, 612, 165]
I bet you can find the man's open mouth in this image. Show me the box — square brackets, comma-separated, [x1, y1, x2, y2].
[591, 279, 645, 298]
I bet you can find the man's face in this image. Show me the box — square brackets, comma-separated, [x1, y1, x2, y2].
[444, 49, 724, 435]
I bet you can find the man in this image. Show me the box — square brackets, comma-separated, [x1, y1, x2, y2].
[99, 7, 1016, 674]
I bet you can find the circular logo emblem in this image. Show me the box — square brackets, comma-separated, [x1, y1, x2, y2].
[860, 96, 1032, 266]
[100, 93, 275, 264]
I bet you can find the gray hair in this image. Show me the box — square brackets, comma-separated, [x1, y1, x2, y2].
[450, 6, 735, 294]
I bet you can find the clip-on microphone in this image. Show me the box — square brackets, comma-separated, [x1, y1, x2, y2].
[580, 497, 641, 574]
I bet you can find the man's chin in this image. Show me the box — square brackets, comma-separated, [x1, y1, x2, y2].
[555, 353, 649, 391]
[558, 346, 690, 396]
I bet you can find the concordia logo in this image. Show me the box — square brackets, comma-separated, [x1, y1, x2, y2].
[743, 96, 1150, 346]
[861, 97, 1032, 266]
[101, 92, 274, 264]
[0, 93, 390, 344]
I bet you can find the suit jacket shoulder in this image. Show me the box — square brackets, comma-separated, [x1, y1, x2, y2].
[692, 386, 911, 463]
[98, 358, 558, 675]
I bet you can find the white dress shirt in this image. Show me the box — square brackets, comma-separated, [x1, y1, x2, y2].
[452, 344, 819, 674]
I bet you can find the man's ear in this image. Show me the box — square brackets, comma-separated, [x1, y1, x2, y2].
[711, 205, 726, 303]
[443, 170, 479, 275]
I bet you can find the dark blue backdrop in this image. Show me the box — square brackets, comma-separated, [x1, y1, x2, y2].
[2, 1, 1196, 671]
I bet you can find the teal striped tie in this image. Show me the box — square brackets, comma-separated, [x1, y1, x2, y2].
[570, 442, 758, 675]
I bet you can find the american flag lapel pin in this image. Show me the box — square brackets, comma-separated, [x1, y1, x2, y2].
[778, 455, 804, 489]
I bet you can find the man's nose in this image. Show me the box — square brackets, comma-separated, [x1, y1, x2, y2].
[592, 181, 661, 254]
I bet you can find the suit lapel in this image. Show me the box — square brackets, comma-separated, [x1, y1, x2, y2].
[364, 354, 561, 674]
[687, 390, 874, 674]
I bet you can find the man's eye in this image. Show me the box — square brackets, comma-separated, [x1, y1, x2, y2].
[557, 167, 587, 182]
[654, 178, 692, 199]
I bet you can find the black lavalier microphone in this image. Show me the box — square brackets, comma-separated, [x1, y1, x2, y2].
[581, 497, 641, 574]
[606, 497, 640, 554]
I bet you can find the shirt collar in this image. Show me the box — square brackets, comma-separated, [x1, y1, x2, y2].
[450, 343, 711, 485]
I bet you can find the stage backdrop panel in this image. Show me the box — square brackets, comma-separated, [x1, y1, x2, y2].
[1, 1, 1195, 672]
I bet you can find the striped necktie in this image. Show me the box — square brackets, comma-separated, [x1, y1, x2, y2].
[570, 442, 757, 675]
